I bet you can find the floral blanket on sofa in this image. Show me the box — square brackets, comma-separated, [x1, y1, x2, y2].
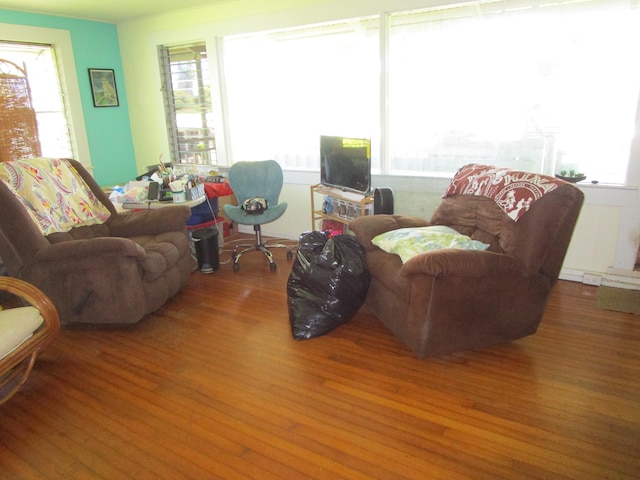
[0, 158, 111, 235]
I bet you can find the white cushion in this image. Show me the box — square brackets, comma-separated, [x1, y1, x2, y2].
[372, 225, 490, 263]
[0, 306, 44, 359]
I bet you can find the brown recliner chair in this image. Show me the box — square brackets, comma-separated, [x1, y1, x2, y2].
[350, 164, 584, 358]
[0, 158, 196, 325]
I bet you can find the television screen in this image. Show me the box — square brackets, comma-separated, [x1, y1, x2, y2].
[320, 135, 371, 195]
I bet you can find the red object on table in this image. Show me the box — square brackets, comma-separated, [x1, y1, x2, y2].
[203, 181, 233, 199]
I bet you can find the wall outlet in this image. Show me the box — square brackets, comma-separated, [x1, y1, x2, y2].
[583, 273, 602, 286]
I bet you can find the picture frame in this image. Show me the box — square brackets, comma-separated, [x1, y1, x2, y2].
[88, 68, 119, 107]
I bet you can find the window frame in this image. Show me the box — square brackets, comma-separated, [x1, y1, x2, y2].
[162, 0, 640, 187]
[0, 23, 91, 169]
[218, 17, 381, 174]
[158, 42, 217, 166]
[385, 0, 640, 185]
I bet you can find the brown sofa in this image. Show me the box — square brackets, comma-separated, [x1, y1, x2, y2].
[350, 164, 584, 357]
[0, 158, 195, 325]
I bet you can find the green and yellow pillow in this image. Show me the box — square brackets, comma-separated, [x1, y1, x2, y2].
[372, 225, 489, 263]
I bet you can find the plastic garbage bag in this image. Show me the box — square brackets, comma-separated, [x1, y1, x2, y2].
[287, 231, 370, 340]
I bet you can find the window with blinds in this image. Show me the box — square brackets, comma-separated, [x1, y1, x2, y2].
[158, 43, 216, 165]
[0, 42, 73, 162]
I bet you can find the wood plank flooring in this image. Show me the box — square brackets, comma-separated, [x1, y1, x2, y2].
[1, 238, 639, 479]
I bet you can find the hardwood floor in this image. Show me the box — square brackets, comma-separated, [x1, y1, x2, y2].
[1, 238, 639, 479]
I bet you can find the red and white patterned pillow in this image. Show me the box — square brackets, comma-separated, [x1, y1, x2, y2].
[443, 163, 567, 221]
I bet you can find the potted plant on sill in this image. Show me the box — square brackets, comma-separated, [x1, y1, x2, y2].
[555, 169, 586, 183]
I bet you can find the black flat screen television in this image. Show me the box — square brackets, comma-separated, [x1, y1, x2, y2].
[320, 135, 371, 195]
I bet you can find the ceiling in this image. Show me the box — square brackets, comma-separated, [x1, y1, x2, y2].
[0, 0, 232, 23]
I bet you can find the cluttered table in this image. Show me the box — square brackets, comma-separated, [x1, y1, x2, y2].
[121, 194, 207, 210]
[108, 159, 236, 234]
[111, 159, 234, 207]
[119, 179, 235, 206]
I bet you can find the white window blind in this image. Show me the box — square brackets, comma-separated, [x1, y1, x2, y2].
[222, 17, 380, 171]
[159, 42, 216, 165]
[388, 0, 640, 184]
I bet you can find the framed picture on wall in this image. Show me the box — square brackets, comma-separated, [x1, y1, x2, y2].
[88, 68, 119, 107]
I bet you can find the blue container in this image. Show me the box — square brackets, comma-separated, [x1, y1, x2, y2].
[187, 197, 218, 226]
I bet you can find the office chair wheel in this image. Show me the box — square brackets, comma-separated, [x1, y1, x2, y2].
[270, 262, 277, 271]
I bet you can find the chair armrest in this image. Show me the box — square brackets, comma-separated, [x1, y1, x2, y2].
[32, 237, 145, 263]
[0, 277, 60, 333]
[0, 277, 60, 397]
[108, 206, 191, 238]
[401, 249, 525, 278]
[350, 214, 431, 249]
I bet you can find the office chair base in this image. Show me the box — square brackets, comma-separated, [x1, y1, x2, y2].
[232, 244, 276, 271]
[231, 225, 293, 272]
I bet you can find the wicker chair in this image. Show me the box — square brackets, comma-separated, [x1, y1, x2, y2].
[0, 277, 60, 405]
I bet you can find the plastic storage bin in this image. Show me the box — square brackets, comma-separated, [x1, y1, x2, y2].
[191, 226, 219, 273]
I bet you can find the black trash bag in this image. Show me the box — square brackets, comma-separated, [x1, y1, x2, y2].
[287, 231, 371, 340]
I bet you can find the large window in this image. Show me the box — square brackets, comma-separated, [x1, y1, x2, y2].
[159, 42, 216, 165]
[0, 41, 73, 161]
[197, 0, 640, 184]
[222, 18, 380, 171]
[388, 0, 640, 184]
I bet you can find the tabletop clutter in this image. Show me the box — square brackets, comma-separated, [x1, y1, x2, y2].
[106, 158, 235, 275]
[109, 158, 209, 205]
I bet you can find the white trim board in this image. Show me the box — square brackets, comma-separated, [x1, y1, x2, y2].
[560, 268, 640, 290]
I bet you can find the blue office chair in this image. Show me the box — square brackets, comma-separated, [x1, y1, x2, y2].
[223, 160, 292, 271]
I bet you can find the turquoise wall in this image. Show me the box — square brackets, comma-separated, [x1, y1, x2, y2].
[0, 10, 136, 185]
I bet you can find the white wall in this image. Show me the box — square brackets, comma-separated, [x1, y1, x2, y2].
[116, 0, 640, 281]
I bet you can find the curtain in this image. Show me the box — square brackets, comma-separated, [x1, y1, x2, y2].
[0, 59, 41, 162]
